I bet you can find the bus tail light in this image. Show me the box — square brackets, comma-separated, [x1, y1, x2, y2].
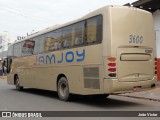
[108, 63, 116, 67]
[108, 57, 116, 61]
[108, 57, 116, 78]
[155, 58, 157, 75]
[108, 68, 116, 72]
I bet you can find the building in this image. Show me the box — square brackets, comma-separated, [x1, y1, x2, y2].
[0, 32, 10, 52]
[130, 0, 160, 80]
[0, 32, 11, 59]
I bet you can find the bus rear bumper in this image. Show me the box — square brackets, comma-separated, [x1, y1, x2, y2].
[103, 76, 157, 94]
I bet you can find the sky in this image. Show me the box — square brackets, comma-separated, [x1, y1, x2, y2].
[0, 0, 136, 41]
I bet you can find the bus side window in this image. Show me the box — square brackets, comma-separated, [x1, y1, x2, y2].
[86, 15, 102, 44]
[14, 42, 23, 57]
[54, 42, 61, 50]
[22, 39, 35, 56]
[86, 17, 97, 44]
[62, 40, 71, 48]
[45, 29, 62, 52]
[97, 15, 103, 43]
[62, 26, 72, 49]
[74, 21, 85, 46]
[33, 35, 44, 55]
[75, 37, 83, 46]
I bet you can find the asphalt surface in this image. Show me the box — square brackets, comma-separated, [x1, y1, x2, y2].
[0, 79, 160, 120]
[0, 79, 160, 111]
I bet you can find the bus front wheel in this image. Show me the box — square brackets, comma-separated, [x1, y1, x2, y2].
[15, 76, 23, 91]
[57, 77, 70, 101]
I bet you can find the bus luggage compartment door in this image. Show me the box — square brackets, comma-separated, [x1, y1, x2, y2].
[117, 47, 154, 82]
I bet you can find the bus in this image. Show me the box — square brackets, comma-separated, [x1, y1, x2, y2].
[4, 5, 157, 101]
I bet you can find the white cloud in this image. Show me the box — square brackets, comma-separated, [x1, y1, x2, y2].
[0, 0, 136, 40]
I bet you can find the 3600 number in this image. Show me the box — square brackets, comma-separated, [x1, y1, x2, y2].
[129, 35, 143, 44]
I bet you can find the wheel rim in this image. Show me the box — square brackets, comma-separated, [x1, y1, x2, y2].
[60, 82, 68, 97]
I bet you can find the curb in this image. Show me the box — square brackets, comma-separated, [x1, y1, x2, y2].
[117, 87, 160, 102]
[117, 94, 160, 102]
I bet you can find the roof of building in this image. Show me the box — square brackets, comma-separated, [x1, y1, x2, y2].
[131, 0, 160, 13]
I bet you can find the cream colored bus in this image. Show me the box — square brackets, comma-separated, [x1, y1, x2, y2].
[5, 6, 157, 101]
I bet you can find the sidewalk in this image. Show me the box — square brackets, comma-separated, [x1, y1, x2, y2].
[119, 81, 160, 101]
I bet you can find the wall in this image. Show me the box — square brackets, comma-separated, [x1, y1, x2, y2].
[153, 10, 160, 80]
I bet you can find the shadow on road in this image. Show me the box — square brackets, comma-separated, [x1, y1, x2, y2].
[69, 95, 141, 109]
[13, 88, 140, 108]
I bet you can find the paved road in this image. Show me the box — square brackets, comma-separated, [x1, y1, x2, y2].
[0, 79, 160, 111]
[0, 79, 160, 120]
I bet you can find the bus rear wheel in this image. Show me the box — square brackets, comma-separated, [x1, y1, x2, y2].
[15, 76, 23, 91]
[57, 77, 70, 101]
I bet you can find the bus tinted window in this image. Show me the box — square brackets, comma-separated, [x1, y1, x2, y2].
[33, 35, 45, 54]
[86, 17, 97, 43]
[45, 29, 62, 52]
[74, 21, 85, 46]
[13, 42, 23, 57]
[97, 15, 103, 42]
[86, 15, 102, 44]
[62, 26, 73, 48]
[21, 39, 35, 56]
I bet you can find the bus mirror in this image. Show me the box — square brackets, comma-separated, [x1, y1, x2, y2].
[5, 58, 12, 74]
[4, 58, 8, 67]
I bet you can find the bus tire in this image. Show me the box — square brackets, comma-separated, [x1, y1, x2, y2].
[57, 77, 70, 101]
[15, 76, 23, 91]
